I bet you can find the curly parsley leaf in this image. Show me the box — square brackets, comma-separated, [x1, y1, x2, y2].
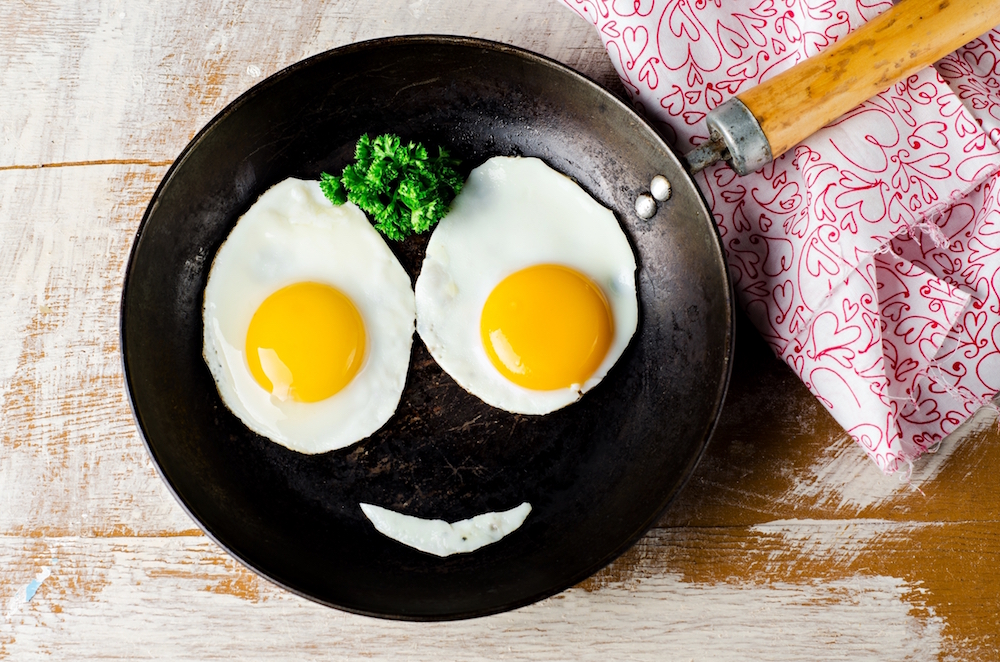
[319, 172, 347, 205]
[320, 133, 463, 240]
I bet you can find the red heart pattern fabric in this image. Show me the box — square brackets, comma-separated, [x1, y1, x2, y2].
[559, 0, 1000, 473]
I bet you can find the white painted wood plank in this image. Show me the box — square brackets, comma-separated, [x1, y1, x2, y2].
[0, 0, 616, 168]
[0, 163, 195, 536]
[0, 534, 945, 661]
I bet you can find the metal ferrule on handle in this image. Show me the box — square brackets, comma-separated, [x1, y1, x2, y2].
[684, 99, 771, 176]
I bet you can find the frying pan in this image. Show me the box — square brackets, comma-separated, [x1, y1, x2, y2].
[122, 36, 733, 620]
[121, 0, 998, 620]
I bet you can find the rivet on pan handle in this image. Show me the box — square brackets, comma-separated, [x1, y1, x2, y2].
[634, 175, 673, 219]
[683, 0, 1000, 177]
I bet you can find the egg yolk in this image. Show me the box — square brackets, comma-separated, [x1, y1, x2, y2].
[245, 282, 366, 403]
[480, 264, 613, 391]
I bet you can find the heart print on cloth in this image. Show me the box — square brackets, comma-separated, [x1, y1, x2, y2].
[560, 0, 1000, 473]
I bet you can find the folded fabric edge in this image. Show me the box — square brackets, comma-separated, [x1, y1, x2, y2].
[775, 250, 976, 474]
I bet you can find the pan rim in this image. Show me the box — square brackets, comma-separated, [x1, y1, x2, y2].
[119, 34, 735, 621]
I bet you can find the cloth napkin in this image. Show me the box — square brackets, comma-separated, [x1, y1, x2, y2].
[558, 0, 1000, 474]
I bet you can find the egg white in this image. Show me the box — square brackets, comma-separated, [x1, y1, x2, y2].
[359, 502, 532, 557]
[203, 178, 415, 454]
[414, 156, 638, 415]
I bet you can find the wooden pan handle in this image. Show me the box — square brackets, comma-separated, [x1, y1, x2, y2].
[740, 0, 1000, 160]
[684, 0, 1000, 176]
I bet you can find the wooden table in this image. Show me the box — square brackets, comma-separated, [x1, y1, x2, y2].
[2, 1, 997, 659]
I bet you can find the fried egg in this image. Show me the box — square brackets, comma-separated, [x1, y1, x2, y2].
[414, 156, 638, 415]
[203, 178, 415, 453]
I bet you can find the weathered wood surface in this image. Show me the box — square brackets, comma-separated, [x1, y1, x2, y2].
[1, 1, 998, 660]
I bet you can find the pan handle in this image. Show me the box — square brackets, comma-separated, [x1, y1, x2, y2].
[683, 0, 1000, 176]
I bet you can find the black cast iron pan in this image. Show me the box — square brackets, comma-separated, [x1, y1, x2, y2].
[120, 35, 733, 620]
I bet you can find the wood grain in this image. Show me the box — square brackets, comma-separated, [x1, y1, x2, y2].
[0, 535, 953, 660]
[1, 0, 998, 660]
[738, 0, 1000, 159]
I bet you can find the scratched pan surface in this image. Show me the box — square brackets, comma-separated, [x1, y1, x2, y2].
[121, 36, 733, 620]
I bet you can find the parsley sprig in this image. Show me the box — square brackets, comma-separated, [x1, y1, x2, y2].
[320, 134, 463, 241]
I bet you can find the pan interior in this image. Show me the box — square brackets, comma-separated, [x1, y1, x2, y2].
[121, 36, 733, 620]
